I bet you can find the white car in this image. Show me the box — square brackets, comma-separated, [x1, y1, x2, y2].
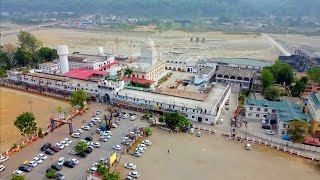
[124, 163, 136, 170]
[33, 157, 43, 164]
[0, 165, 5, 172]
[88, 166, 97, 172]
[27, 161, 38, 167]
[91, 142, 101, 148]
[129, 171, 140, 178]
[99, 137, 108, 142]
[58, 157, 64, 166]
[68, 150, 76, 155]
[96, 128, 101, 133]
[130, 115, 137, 121]
[64, 138, 72, 144]
[92, 162, 98, 167]
[82, 126, 91, 130]
[123, 114, 129, 119]
[0, 156, 9, 163]
[189, 128, 195, 134]
[135, 148, 144, 154]
[68, 158, 79, 165]
[13, 170, 25, 176]
[131, 151, 142, 157]
[113, 145, 122, 151]
[71, 133, 81, 138]
[142, 140, 152, 146]
[137, 144, 147, 150]
[93, 117, 101, 122]
[60, 141, 70, 147]
[265, 130, 275, 135]
[75, 129, 84, 134]
[37, 153, 48, 160]
[245, 143, 251, 150]
[55, 143, 65, 150]
[112, 123, 118, 128]
[96, 110, 102, 114]
[123, 137, 132, 142]
[101, 131, 112, 137]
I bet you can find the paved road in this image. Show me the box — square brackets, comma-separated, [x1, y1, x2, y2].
[0, 103, 148, 180]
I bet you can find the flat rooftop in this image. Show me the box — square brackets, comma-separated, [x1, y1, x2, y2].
[200, 67, 215, 74]
[24, 72, 69, 81]
[68, 54, 111, 63]
[118, 83, 227, 110]
[63, 69, 108, 80]
[39, 62, 59, 67]
[216, 66, 256, 78]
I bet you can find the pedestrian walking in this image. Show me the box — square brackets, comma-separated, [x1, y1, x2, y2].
[168, 149, 170, 154]
[91, 133, 93, 136]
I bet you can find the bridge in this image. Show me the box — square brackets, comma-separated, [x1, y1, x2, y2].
[262, 33, 291, 56]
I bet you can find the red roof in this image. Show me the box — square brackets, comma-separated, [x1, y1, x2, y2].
[120, 77, 155, 84]
[63, 69, 108, 80]
[304, 136, 320, 147]
[98, 61, 120, 70]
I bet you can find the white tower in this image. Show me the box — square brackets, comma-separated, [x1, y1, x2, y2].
[57, 45, 69, 74]
[140, 37, 158, 65]
[98, 47, 105, 56]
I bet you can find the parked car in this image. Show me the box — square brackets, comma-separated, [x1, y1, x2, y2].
[196, 131, 202, 137]
[135, 148, 144, 154]
[68, 150, 76, 155]
[121, 140, 130, 145]
[55, 143, 65, 150]
[123, 114, 129, 119]
[245, 143, 251, 150]
[40, 143, 51, 151]
[142, 140, 152, 146]
[113, 145, 122, 151]
[87, 122, 94, 127]
[131, 151, 142, 157]
[91, 142, 101, 148]
[130, 115, 138, 121]
[27, 161, 38, 167]
[96, 128, 101, 133]
[261, 125, 271, 129]
[124, 163, 136, 170]
[99, 136, 108, 142]
[96, 110, 102, 114]
[76, 152, 87, 158]
[63, 160, 76, 168]
[45, 149, 55, 155]
[137, 144, 147, 150]
[225, 106, 229, 110]
[0, 156, 9, 163]
[49, 146, 60, 152]
[68, 158, 79, 165]
[82, 126, 91, 130]
[85, 136, 93, 141]
[189, 128, 195, 134]
[123, 137, 132, 142]
[58, 157, 64, 166]
[128, 171, 140, 178]
[54, 173, 65, 180]
[19, 165, 32, 172]
[75, 129, 84, 134]
[112, 123, 118, 128]
[60, 141, 70, 147]
[71, 133, 81, 138]
[37, 153, 48, 160]
[51, 164, 62, 171]
[84, 147, 93, 154]
[265, 130, 275, 135]
[64, 138, 72, 144]
[0, 165, 5, 172]
[33, 157, 43, 164]
[13, 170, 25, 176]
[125, 176, 133, 180]
[93, 117, 101, 122]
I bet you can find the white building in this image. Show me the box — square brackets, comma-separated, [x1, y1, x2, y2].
[215, 66, 256, 89]
[165, 57, 192, 72]
[36, 62, 60, 74]
[194, 67, 216, 85]
[67, 54, 116, 71]
[307, 91, 320, 121]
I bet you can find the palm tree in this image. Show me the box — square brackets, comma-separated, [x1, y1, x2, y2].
[124, 67, 133, 84]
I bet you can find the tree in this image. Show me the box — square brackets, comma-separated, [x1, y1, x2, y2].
[14, 47, 33, 67]
[124, 67, 133, 80]
[97, 162, 108, 175]
[261, 68, 274, 88]
[300, 76, 309, 84]
[70, 90, 87, 109]
[74, 141, 88, 154]
[17, 31, 42, 53]
[287, 120, 309, 143]
[103, 172, 121, 180]
[0, 67, 7, 78]
[14, 112, 38, 137]
[12, 175, 25, 180]
[266, 61, 294, 85]
[164, 112, 190, 130]
[308, 67, 320, 84]
[290, 81, 306, 97]
[38, 127, 43, 137]
[263, 86, 280, 101]
[57, 106, 63, 114]
[0, 46, 13, 70]
[38, 47, 58, 61]
[104, 104, 119, 129]
[45, 169, 56, 178]
[144, 127, 153, 136]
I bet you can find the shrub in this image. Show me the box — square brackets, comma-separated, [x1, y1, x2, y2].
[46, 169, 56, 178]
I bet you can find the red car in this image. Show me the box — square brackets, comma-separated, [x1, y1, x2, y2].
[49, 146, 60, 152]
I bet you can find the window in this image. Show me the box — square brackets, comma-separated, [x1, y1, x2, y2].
[264, 108, 268, 112]
[256, 114, 259, 118]
[182, 107, 184, 110]
[257, 108, 261, 111]
[193, 109, 195, 113]
[283, 124, 287, 128]
[192, 116, 195, 118]
[205, 118, 208, 121]
[272, 109, 276, 113]
[186, 115, 188, 117]
[282, 131, 285, 135]
[249, 107, 253, 110]
[248, 113, 252, 117]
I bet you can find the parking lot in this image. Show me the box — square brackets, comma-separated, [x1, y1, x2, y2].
[0, 103, 148, 180]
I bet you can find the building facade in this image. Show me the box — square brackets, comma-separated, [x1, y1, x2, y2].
[194, 67, 215, 85]
[307, 91, 320, 137]
[215, 66, 256, 89]
[36, 62, 61, 74]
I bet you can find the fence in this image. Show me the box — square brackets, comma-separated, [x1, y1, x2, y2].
[243, 130, 320, 153]
[223, 134, 320, 162]
[192, 125, 217, 135]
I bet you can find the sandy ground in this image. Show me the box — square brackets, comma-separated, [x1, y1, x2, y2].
[120, 128, 320, 180]
[0, 22, 28, 31]
[1, 26, 279, 61]
[0, 87, 70, 152]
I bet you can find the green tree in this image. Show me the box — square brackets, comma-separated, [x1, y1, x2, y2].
[0, 67, 7, 78]
[14, 112, 38, 137]
[164, 112, 190, 130]
[290, 81, 306, 97]
[70, 90, 87, 109]
[124, 67, 133, 80]
[12, 175, 25, 180]
[97, 162, 108, 175]
[45, 169, 56, 178]
[17, 31, 42, 53]
[261, 68, 274, 88]
[159, 116, 165, 122]
[300, 76, 309, 84]
[266, 61, 294, 85]
[287, 120, 309, 143]
[103, 172, 121, 180]
[263, 86, 280, 101]
[57, 106, 63, 114]
[308, 67, 320, 84]
[0, 46, 13, 70]
[144, 127, 153, 135]
[74, 141, 88, 154]
[38, 47, 58, 61]
[14, 47, 33, 67]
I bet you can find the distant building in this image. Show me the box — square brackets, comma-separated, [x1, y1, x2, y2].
[307, 91, 320, 137]
[279, 49, 320, 72]
[36, 62, 60, 74]
[215, 66, 256, 89]
[245, 98, 310, 136]
[194, 67, 215, 85]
